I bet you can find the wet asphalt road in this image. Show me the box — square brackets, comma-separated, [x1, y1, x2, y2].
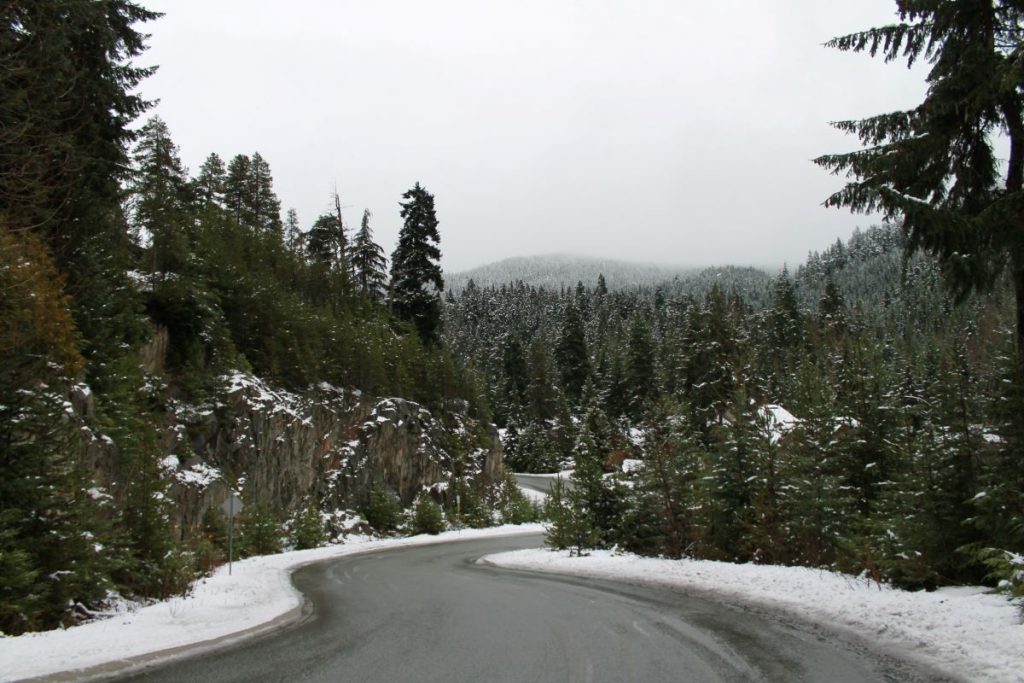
[118, 533, 939, 683]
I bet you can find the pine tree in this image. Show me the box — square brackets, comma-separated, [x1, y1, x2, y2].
[390, 183, 444, 344]
[348, 209, 388, 299]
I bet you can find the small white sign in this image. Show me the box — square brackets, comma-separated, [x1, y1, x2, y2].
[220, 492, 243, 518]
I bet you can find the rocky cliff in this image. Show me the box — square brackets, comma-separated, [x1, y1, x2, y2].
[157, 373, 503, 536]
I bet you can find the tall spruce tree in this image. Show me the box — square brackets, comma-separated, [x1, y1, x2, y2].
[390, 183, 444, 344]
[349, 209, 387, 299]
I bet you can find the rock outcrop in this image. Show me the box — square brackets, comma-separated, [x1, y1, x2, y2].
[160, 373, 503, 535]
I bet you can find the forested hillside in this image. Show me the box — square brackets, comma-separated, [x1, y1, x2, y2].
[443, 225, 1024, 590]
[0, 3, 510, 635]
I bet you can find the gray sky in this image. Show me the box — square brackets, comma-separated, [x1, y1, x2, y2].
[139, 0, 927, 272]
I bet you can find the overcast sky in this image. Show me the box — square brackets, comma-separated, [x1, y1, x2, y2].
[139, 0, 927, 272]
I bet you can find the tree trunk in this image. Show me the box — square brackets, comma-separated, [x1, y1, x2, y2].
[1015, 261, 1024, 385]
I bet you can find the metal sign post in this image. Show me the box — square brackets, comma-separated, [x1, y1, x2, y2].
[220, 492, 243, 575]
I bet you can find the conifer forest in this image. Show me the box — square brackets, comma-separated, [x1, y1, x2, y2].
[2, 0, 1024, 641]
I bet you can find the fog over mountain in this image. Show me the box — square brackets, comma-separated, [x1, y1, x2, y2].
[447, 254, 707, 292]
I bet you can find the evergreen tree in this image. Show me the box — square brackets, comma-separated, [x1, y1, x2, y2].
[130, 116, 191, 273]
[306, 213, 346, 268]
[818, 276, 847, 335]
[194, 153, 226, 209]
[554, 301, 591, 405]
[284, 208, 302, 250]
[628, 403, 702, 558]
[348, 209, 388, 299]
[291, 503, 326, 550]
[497, 335, 529, 425]
[223, 154, 253, 227]
[390, 183, 444, 344]
[411, 496, 445, 535]
[0, 0, 157, 249]
[625, 313, 656, 421]
[815, 1, 1024, 386]
[249, 152, 282, 234]
[240, 504, 283, 556]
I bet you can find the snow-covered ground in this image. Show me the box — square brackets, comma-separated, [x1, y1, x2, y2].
[0, 525, 544, 682]
[480, 548, 1024, 683]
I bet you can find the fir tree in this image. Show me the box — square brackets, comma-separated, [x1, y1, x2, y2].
[390, 183, 444, 344]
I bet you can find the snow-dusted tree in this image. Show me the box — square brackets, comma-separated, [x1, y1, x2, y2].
[390, 183, 444, 344]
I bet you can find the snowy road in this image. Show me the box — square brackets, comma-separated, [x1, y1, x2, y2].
[513, 471, 574, 496]
[117, 534, 934, 683]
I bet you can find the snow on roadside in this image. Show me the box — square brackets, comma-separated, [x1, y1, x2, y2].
[479, 548, 1024, 683]
[0, 524, 544, 683]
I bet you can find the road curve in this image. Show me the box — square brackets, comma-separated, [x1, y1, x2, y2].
[117, 534, 938, 683]
[514, 472, 573, 496]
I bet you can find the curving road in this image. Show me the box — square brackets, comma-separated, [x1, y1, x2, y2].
[514, 472, 574, 496]
[118, 534, 939, 683]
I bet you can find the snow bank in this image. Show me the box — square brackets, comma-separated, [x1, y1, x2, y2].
[0, 525, 544, 682]
[479, 549, 1023, 682]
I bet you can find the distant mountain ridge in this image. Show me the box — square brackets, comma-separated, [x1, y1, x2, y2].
[447, 254, 703, 291]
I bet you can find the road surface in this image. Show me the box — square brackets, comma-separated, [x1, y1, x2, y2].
[514, 472, 574, 496]
[118, 534, 938, 682]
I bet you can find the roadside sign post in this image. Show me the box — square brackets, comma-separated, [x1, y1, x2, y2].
[220, 492, 243, 575]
